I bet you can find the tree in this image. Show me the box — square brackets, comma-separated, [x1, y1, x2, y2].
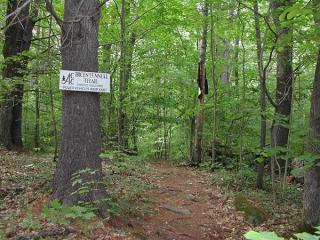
[304, 0, 320, 227]
[0, 0, 38, 149]
[253, 0, 268, 189]
[118, 0, 129, 149]
[53, 0, 108, 217]
[270, 0, 294, 169]
[118, 0, 137, 150]
[190, 1, 208, 166]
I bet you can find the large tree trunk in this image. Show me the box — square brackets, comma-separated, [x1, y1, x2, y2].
[190, 1, 208, 166]
[304, 0, 320, 227]
[254, 0, 267, 189]
[0, 0, 36, 149]
[304, 51, 320, 226]
[270, 0, 294, 169]
[53, 0, 108, 218]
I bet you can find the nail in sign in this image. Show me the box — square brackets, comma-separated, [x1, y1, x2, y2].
[59, 70, 110, 93]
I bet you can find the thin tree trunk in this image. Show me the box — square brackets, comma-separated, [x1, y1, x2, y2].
[34, 24, 41, 149]
[118, 0, 129, 149]
[47, 3, 58, 161]
[189, 116, 195, 159]
[107, 57, 116, 148]
[210, 3, 217, 168]
[53, 0, 107, 218]
[234, 39, 240, 85]
[190, 1, 208, 166]
[239, 12, 247, 170]
[304, 0, 320, 226]
[163, 106, 167, 159]
[270, 0, 294, 169]
[103, 43, 112, 146]
[118, 1, 137, 150]
[254, 0, 267, 189]
[0, 0, 37, 149]
[221, 41, 230, 84]
[34, 76, 40, 149]
[221, 5, 235, 85]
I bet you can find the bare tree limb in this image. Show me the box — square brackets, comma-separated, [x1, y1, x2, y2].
[237, 0, 278, 37]
[4, 0, 32, 22]
[263, 46, 277, 108]
[45, 0, 62, 27]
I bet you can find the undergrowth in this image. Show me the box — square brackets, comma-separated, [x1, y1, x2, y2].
[0, 149, 153, 239]
[201, 158, 303, 237]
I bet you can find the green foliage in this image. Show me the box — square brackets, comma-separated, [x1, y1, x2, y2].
[41, 199, 96, 225]
[234, 195, 267, 225]
[19, 217, 41, 230]
[245, 227, 320, 240]
[245, 231, 284, 240]
[105, 198, 121, 216]
[294, 233, 320, 240]
[70, 168, 100, 196]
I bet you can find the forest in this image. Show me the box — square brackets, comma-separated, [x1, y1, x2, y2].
[0, 0, 320, 239]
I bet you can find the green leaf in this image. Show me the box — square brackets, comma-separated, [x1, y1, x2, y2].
[72, 205, 87, 214]
[294, 233, 320, 240]
[244, 231, 284, 240]
[82, 212, 96, 220]
[50, 199, 62, 209]
[55, 218, 70, 225]
[65, 213, 78, 219]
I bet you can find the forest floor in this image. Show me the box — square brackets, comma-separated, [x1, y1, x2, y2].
[0, 149, 302, 240]
[119, 161, 250, 239]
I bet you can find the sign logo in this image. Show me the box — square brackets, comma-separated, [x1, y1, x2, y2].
[61, 73, 74, 85]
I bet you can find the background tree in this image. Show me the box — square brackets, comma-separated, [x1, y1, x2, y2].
[0, 0, 38, 149]
[190, 0, 209, 166]
[270, 0, 294, 170]
[304, 0, 320, 227]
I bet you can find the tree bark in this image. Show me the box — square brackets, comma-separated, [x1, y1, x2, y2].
[254, 0, 267, 189]
[118, 1, 137, 150]
[118, 0, 128, 148]
[190, 1, 208, 166]
[0, 0, 37, 149]
[304, 0, 320, 226]
[47, 6, 58, 161]
[270, 0, 294, 169]
[53, 0, 108, 218]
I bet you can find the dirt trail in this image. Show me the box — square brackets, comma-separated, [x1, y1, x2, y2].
[127, 162, 249, 240]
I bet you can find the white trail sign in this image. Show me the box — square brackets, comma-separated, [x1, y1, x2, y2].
[59, 70, 110, 93]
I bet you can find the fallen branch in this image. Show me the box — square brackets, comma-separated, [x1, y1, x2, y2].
[8, 227, 75, 240]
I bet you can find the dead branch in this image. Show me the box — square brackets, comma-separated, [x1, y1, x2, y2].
[8, 227, 76, 240]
